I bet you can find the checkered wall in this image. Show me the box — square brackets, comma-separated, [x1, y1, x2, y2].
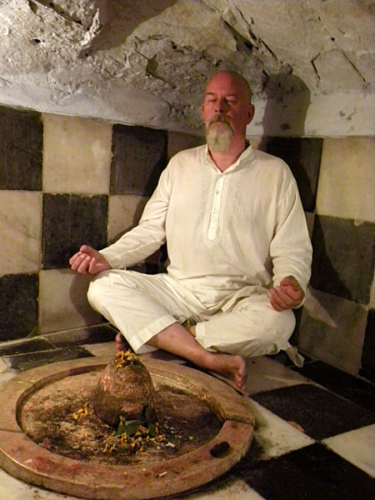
[0, 105, 374, 383]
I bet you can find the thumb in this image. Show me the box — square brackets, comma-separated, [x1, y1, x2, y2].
[280, 275, 299, 289]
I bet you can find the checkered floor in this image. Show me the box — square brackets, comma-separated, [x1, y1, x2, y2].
[0, 325, 374, 500]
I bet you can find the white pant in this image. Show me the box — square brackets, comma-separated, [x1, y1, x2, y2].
[87, 270, 297, 359]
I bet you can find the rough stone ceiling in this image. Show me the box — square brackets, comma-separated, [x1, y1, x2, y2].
[0, 0, 374, 135]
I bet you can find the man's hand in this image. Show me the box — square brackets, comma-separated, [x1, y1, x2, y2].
[69, 245, 111, 275]
[269, 276, 304, 311]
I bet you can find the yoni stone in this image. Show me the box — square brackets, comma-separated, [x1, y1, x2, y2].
[93, 351, 155, 427]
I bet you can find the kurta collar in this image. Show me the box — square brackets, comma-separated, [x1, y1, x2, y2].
[204, 143, 254, 173]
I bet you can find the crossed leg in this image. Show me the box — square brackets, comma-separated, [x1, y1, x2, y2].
[115, 323, 247, 390]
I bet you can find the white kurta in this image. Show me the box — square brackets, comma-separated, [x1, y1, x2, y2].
[100, 144, 312, 309]
[91, 144, 312, 361]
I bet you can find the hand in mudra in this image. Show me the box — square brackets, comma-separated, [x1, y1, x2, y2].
[69, 245, 111, 275]
[269, 275, 305, 311]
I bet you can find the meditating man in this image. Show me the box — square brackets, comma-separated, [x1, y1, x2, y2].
[69, 70, 312, 391]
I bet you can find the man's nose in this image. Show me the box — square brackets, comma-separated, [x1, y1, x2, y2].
[215, 99, 226, 113]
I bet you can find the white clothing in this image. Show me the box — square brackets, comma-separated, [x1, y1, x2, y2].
[88, 269, 296, 359]
[94, 144, 312, 359]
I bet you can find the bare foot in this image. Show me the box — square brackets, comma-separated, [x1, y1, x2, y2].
[115, 332, 127, 352]
[205, 352, 247, 391]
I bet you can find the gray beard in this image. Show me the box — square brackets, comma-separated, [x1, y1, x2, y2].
[206, 120, 234, 153]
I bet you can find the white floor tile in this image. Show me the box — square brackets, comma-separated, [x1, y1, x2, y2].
[244, 356, 312, 395]
[247, 398, 315, 460]
[83, 341, 116, 357]
[178, 478, 266, 499]
[323, 423, 375, 478]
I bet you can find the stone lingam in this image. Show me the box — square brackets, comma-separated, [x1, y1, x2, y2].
[0, 352, 255, 500]
[94, 351, 156, 427]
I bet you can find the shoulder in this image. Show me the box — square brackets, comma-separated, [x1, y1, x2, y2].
[168, 145, 206, 166]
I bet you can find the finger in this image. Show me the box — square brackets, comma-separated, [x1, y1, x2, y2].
[70, 253, 87, 271]
[272, 287, 295, 308]
[69, 252, 81, 266]
[269, 288, 287, 311]
[88, 257, 99, 274]
[280, 284, 304, 302]
[280, 275, 301, 289]
[76, 255, 91, 275]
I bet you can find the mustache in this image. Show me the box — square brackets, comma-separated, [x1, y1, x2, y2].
[207, 115, 232, 128]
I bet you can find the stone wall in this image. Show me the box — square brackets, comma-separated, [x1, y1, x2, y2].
[0, 105, 374, 383]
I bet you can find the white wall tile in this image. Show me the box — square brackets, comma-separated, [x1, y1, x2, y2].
[43, 114, 112, 195]
[316, 137, 375, 222]
[299, 288, 368, 375]
[0, 191, 41, 275]
[108, 195, 149, 244]
[39, 269, 102, 334]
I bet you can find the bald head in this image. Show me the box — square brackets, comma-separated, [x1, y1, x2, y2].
[205, 71, 252, 104]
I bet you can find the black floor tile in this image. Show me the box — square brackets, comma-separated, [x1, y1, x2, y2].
[48, 324, 117, 348]
[252, 384, 375, 440]
[0, 337, 55, 356]
[292, 361, 375, 414]
[3, 347, 93, 371]
[232, 443, 374, 500]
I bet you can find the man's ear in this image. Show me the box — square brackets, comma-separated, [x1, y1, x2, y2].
[200, 103, 205, 121]
[247, 104, 255, 124]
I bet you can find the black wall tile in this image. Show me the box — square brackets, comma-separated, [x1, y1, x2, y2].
[0, 273, 38, 341]
[42, 194, 108, 269]
[110, 124, 168, 195]
[311, 215, 375, 304]
[261, 137, 323, 212]
[360, 309, 375, 383]
[0, 106, 42, 191]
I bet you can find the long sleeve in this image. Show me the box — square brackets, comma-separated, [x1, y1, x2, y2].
[270, 180, 313, 293]
[99, 167, 171, 269]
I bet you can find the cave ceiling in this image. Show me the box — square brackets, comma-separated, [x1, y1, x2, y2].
[0, 0, 374, 134]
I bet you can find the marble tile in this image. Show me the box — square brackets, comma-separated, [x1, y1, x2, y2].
[261, 137, 323, 212]
[233, 443, 375, 500]
[316, 137, 375, 222]
[42, 194, 108, 269]
[323, 424, 375, 478]
[84, 341, 116, 357]
[108, 194, 149, 243]
[298, 288, 367, 375]
[304, 211, 315, 238]
[310, 215, 375, 304]
[39, 269, 103, 334]
[245, 398, 315, 460]
[0, 357, 8, 373]
[184, 478, 266, 499]
[244, 356, 312, 395]
[292, 360, 375, 414]
[110, 124, 168, 196]
[0, 468, 70, 500]
[0, 337, 55, 356]
[45, 324, 116, 347]
[0, 106, 42, 191]
[0, 273, 38, 342]
[360, 309, 375, 383]
[252, 384, 375, 440]
[43, 114, 112, 194]
[167, 130, 205, 159]
[0, 191, 42, 274]
[3, 346, 93, 371]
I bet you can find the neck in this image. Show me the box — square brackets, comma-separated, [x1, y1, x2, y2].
[208, 137, 248, 172]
